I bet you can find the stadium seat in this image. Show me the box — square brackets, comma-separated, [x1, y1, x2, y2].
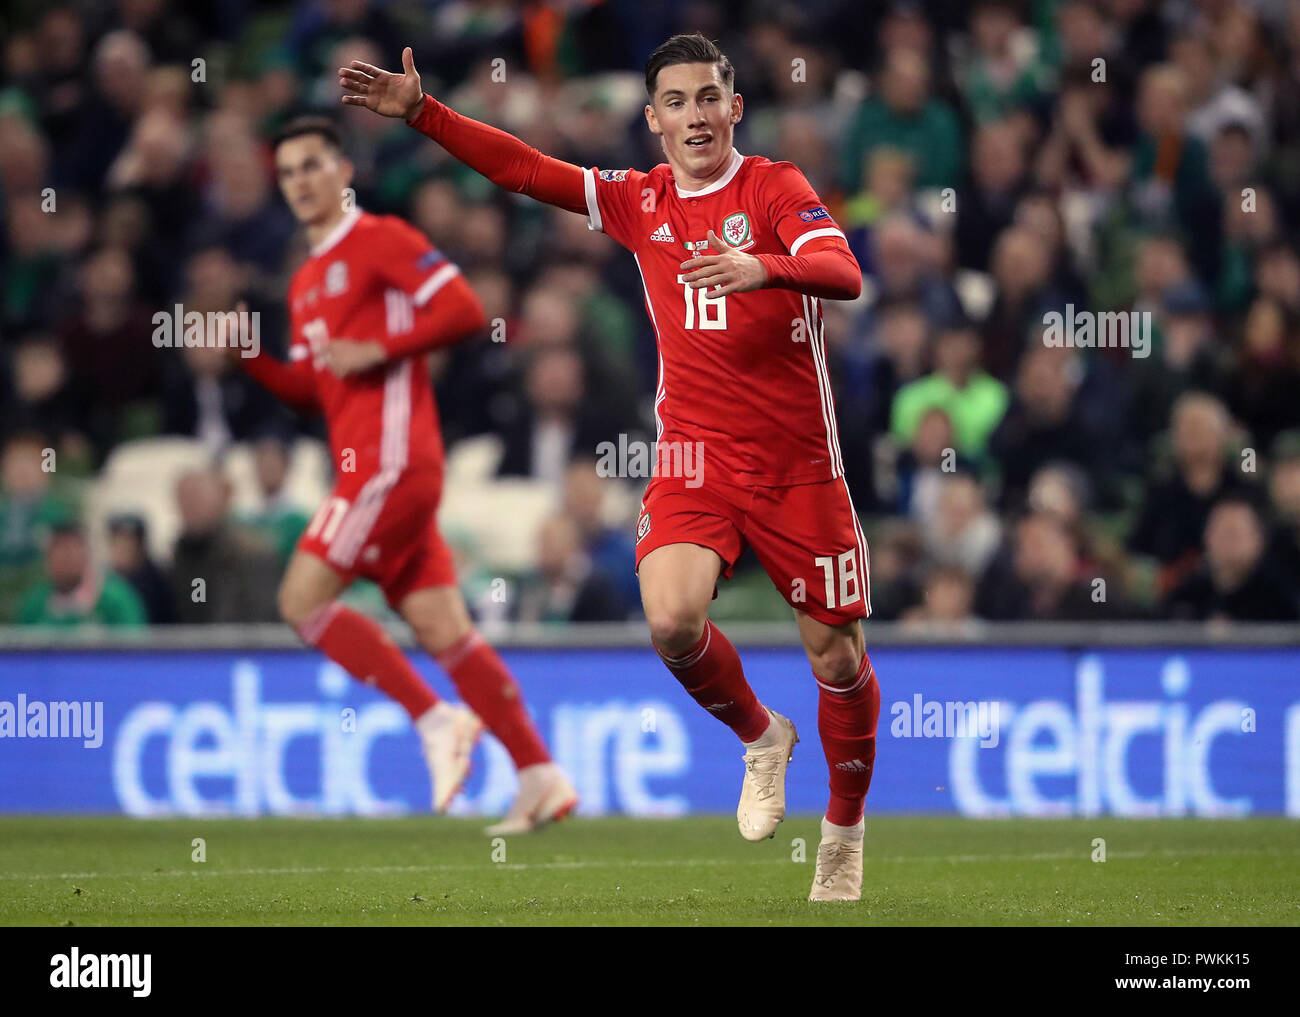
[224, 438, 331, 516]
[439, 478, 556, 572]
[86, 438, 217, 563]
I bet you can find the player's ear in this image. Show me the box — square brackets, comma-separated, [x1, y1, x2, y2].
[338, 155, 355, 189]
[644, 103, 661, 136]
[730, 92, 743, 125]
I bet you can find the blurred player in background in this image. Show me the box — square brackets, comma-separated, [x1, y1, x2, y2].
[236, 117, 576, 834]
[341, 33, 878, 899]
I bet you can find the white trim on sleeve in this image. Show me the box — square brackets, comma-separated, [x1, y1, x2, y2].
[412, 263, 460, 307]
[789, 227, 847, 256]
[583, 167, 603, 233]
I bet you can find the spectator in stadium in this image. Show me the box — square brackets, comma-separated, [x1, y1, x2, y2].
[105, 513, 174, 624]
[54, 246, 160, 461]
[59, 30, 151, 192]
[1129, 391, 1252, 585]
[920, 470, 1002, 579]
[900, 563, 978, 631]
[1034, 67, 1132, 198]
[847, 295, 930, 439]
[2, 337, 85, 463]
[842, 146, 917, 272]
[1224, 297, 1300, 451]
[495, 344, 619, 489]
[1011, 191, 1088, 312]
[1164, 496, 1300, 621]
[1172, 33, 1265, 148]
[840, 47, 963, 193]
[512, 514, 627, 624]
[954, 119, 1029, 273]
[562, 457, 639, 614]
[1126, 280, 1227, 444]
[891, 316, 1008, 461]
[988, 345, 1107, 510]
[960, 0, 1048, 127]
[0, 432, 78, 621]
[16, 520, 145, 626]
[980, 226, 1060, 379]
[859, 519, 923, 621]
[168, 465, 280, 624]
[895, 407, 961, 520]
[1266, 433, 1300, 583]
[235, 434, 311, 567]
[976, 511, 1106, 622]
[1128, 63, 1221, 283]
[866, 214, 961, 324]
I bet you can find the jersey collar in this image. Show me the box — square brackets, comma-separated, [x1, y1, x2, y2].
[674, 148, 744, 199]
[311, 207, 362, 257]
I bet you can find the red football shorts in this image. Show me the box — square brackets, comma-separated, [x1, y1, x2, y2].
[297, 469, 455, 608]
[634, 472, 871, 625]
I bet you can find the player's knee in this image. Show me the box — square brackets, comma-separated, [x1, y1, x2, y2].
[646, 603, 707, 657]
[807, 642, 862, 686]
[278, 579, 320, 632]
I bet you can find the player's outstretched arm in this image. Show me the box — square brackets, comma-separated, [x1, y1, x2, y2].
[339, 48, 587, 215]
[229, 302, 319, 411]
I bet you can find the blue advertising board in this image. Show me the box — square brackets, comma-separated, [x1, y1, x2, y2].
[0, 646, 1297, 817]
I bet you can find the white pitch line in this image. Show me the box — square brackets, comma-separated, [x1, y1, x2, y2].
[1, 846, 1297, 883]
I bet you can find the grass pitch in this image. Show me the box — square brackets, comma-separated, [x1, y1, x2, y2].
[0, 815, 1296, 926]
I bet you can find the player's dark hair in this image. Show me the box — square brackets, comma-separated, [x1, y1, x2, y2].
[272, 116, 343, 155]
[644, 33, 734, 98]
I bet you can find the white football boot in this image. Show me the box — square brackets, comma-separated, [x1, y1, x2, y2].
[416, 702, 483, 812]
[809, 816, 865, 902]
[484, 762, 579, 836]
[736, 709, 799, 841]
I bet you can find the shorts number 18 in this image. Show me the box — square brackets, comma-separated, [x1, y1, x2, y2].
[814, 550, 860, 609]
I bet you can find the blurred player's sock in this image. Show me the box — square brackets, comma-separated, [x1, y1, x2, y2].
[816, 651, 880, 827]
[299, 602, 438, 718]
[436, 631, 551, 769]
[657, 620, 770, 742]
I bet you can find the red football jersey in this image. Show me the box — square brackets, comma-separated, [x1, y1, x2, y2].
[582, 151, 851, 486]
[286, 209, 461, 481]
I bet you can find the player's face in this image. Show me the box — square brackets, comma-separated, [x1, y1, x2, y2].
[275, 134, 353, 227]
[647, 62, 742, 185]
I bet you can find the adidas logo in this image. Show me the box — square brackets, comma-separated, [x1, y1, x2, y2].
[834, 759, 870, 773]
[705, 701, 734, 713]
[650, 222, 675, 242]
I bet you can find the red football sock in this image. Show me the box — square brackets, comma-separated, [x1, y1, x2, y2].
[816, 651, 881, 827]
[298, 602, 438, 719]
[657, 620, 770, 743]
[435, 631, 551, 769]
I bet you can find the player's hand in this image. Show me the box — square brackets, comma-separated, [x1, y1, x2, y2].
[679, 230, 768, 297]
[339, 46, 425, 122]
[324, 339, 387, 377]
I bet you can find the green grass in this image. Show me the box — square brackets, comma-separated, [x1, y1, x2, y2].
[0, 816, 1297, 926]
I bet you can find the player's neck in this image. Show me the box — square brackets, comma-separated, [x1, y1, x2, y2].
[670, 147, 739, 193]
[304, 206, 353, 250]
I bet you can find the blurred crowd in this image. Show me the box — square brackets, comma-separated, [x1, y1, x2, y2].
[3, 0, 1300, 628]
